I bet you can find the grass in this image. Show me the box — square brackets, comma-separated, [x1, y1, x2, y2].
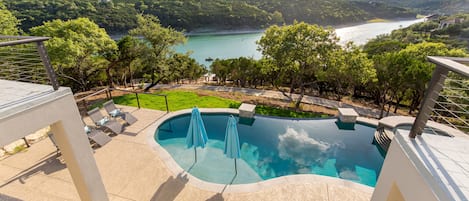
[255, 105, 330, 118]
[113, 91, 240, 111]
[112, 91, 329, 118]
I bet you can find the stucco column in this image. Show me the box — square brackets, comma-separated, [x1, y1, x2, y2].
[50, 95, 109, 201]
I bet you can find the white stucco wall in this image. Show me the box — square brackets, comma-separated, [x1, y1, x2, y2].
[0, 87, 108, 201]
[371, 130, 453, 201]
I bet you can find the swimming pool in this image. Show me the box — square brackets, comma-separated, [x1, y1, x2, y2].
[155, 113, 384, 187]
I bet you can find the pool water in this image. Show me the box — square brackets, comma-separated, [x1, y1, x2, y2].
[155, 113, 384, 187]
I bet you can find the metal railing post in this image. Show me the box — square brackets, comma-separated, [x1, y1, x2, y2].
[164, 95, 169, 113]
[409, 65, 449, 138]
[108, 89, 113, 99]
[36, 41, 59, 90]
[105, 89, 110, 100]
[135, 93, 141, 109]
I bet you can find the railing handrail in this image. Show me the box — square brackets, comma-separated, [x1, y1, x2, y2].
[109, 88, 170, 113]
[75, 88, 109, 102]
[0, 36, 50, 47]
[427, 56, 469, 77]
[75, 87, 170, 113]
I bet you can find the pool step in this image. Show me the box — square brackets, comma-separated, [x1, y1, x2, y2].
[374, 128, 393, 152]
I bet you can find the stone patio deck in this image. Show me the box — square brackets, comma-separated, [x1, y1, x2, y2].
[0, 106, 373, 201]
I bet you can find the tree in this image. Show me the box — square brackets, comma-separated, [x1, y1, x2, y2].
[167, 53, 206, 84]
[370, 42, 467, 117]
[103, 35, 139, 88]
[371, 51, 411, 118]
[30, 17, 117, 91]
[397, 42, 466, 114]
[0, 2, 20, 35]
[129, 14, 186, 91]
[317, 42, 375, 100]
[258, 21, 340, 110]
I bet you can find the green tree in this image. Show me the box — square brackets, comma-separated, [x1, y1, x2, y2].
[398, 42, 467, 114]
[103, 35, 140, 88]
[371, 51, 411, 117]
[211, 59, 231, 84]
[258, 21, 340, 109]
[30, 17, 117, 91]
[317, 42, 375, 100]
[167, 53, 206, 84]
[129, 14, 186, 91]
[0, 1, 20, 35]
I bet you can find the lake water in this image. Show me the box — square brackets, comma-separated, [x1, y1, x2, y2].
[174, 18, 424, 67]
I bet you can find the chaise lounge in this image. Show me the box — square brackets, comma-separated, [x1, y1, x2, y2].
[103, 100, 138, 125]
[84, 125, 112, 147]
[87, 107, 124, 134]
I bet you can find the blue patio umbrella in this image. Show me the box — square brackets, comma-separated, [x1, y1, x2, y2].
[224, 115, 241, 174]
[186, 107, 208, 163]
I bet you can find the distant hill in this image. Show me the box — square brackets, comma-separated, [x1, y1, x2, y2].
[356, 0, 469, 14]
[5, 0, 416, 34]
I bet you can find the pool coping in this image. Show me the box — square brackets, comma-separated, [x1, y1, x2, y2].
[146, 108, 376, 194]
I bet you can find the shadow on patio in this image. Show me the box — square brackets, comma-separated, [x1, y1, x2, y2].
[150, 172, 189, 201]
[0, 152, 65, 188]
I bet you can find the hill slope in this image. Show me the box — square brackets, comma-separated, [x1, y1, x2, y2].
[5, 0, 416, 34]
[358, 0, 469, 14]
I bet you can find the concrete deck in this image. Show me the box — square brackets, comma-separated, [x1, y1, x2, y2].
[0, 106, 373, 201]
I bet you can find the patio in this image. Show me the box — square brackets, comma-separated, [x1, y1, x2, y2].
[0, 106, 373, 201]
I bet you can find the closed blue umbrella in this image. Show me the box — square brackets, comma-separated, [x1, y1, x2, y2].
[224, 115, 241, 174]
[186, 107, 208, 163]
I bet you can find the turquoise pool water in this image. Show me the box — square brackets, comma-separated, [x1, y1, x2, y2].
[155, 113, 384, 187]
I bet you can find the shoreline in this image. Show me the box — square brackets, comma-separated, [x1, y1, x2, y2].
[184, 17, 420, 36]
[109, 17, 420, 39]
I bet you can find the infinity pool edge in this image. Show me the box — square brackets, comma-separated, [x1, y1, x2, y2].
[147, 108, 376, 194]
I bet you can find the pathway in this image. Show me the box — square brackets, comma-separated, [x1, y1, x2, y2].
[153, 84, 393, 119]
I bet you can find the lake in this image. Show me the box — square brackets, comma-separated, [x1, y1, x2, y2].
[174, 18, 424, 67]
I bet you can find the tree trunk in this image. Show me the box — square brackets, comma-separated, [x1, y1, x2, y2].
[105, 62, 116, 88]
[386, 94, 395, 116]
[394, 96, 402, 113]
[294, 84, 306, 111]
[408, 91, 421, 115]
[378, 89, 389, 119]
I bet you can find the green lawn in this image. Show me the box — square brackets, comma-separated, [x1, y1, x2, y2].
[112, 91, 329, 118]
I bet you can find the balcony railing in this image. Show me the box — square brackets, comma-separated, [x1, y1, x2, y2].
[0, 35, 58, 90]
[410, 56, 469, 137]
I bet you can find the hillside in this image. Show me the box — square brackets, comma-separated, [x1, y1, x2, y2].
[5, 0, 416, 34]
[360, 0, 469, 14]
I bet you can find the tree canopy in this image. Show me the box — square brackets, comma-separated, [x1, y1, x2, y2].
[30, 17, 117, 91]
[258, 22, 342, 109]
[4, 0, 415, 34]
[0, 1, 20, 35]
[129, 15, 203, 90]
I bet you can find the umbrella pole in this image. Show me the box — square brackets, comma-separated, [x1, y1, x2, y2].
[234, 158, 237, 175]
[194, 147, 197, 163]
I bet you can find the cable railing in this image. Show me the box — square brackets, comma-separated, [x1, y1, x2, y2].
[0, 35, 58, 90]
[427, 76, 469, 132]
[410, 56, 469, 137]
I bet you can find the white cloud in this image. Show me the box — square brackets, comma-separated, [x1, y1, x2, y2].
[277, 127, 331, 166]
